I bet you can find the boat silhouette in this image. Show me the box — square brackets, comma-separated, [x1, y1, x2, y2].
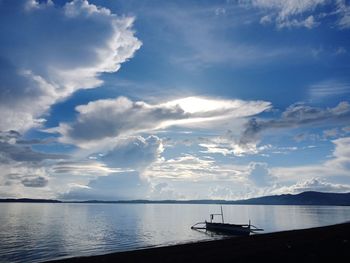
[191, 206, 263, 236]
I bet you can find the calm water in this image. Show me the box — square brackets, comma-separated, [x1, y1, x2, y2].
[1, 203, 350, 263]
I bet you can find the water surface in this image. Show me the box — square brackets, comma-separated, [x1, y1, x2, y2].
[1, 203, 349, 263]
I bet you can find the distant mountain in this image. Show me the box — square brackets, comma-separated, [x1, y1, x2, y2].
[0, 198, 61, 203]
[229, 191, 350, 206]
[129, 191, 350, 206]
[1, 191, 350, 205]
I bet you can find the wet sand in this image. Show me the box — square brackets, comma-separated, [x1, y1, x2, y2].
[48, 222, 350, 263]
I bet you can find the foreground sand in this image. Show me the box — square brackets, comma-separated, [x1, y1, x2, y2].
[48, 222, 350, 263]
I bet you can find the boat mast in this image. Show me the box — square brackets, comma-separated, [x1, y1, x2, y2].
[220, 205, 224, 223]
[209, 206, 225, 223]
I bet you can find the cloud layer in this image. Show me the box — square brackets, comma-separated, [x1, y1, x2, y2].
[240, 101, 350, 146]
[56, 96, 271, 146]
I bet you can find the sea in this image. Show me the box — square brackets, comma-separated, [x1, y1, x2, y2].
[1, 203, 350, 263]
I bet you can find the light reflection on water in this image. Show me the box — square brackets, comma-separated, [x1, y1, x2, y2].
[0, 203, 349, 263]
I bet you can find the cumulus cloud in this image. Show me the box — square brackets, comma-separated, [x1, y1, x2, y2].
[248, 162, 276, 187]
[56, 96, 271, 146]
[272, 177, 350, 194]
[0, 0, 141, 131]
[326, 136, 350, 170]
[50, 135, 164, 200]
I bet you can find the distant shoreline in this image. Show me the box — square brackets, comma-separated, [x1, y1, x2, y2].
[47, 222, 350, 263]
[1, 191, 350, 206]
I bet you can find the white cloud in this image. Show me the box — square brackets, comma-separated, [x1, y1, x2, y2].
[242, 0, 350, 29]
[244, 0, 350, 30]
[326, 136, 350, 169]
[144, 153, 248, 182]
[0, 0, 141, 131]
[145, 154, 217, 180]
[56, 96, 271, 147]
[271, 177, 350, 194]
[246, 0, 326, 17]
[241, 0, 326, 28]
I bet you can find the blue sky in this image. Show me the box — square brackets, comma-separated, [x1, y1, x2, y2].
[1, 0, 350, 200]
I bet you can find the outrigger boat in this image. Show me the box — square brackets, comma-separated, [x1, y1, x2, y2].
[191, 206, 263, 236]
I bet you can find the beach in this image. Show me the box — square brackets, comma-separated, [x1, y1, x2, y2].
[48, 222, 350, 263]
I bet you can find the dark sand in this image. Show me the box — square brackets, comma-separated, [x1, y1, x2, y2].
[48, 222, 350, 263]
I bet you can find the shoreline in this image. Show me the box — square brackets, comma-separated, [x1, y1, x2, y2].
[48, 222, 350, 263]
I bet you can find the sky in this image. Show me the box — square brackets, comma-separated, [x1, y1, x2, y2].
[1, 0, 350, 200]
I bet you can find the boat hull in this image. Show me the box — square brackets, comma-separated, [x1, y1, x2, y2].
[205, 222, 251, 236]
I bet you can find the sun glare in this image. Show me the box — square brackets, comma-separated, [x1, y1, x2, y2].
[166, 97, 239, 114]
